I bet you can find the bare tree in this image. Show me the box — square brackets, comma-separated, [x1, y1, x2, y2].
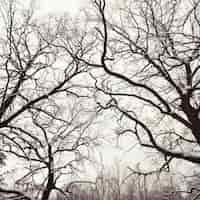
[2, 0, 200, 198]
[62, 163, 185, 200]
[0, 1, 98, 199]
[75, 0, 200, 169]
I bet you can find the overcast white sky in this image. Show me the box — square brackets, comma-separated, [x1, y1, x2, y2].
[37, 0, 86, 15]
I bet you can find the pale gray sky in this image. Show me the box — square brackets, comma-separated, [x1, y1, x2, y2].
[38, 0, 86, 15]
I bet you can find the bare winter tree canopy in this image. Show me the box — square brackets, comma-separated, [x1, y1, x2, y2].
[1, 0, 200, 199]
[0, 0, 99, 199]
[83, 0, 200, 165]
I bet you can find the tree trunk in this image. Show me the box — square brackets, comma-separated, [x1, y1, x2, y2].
[41, 144, 54, 200]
